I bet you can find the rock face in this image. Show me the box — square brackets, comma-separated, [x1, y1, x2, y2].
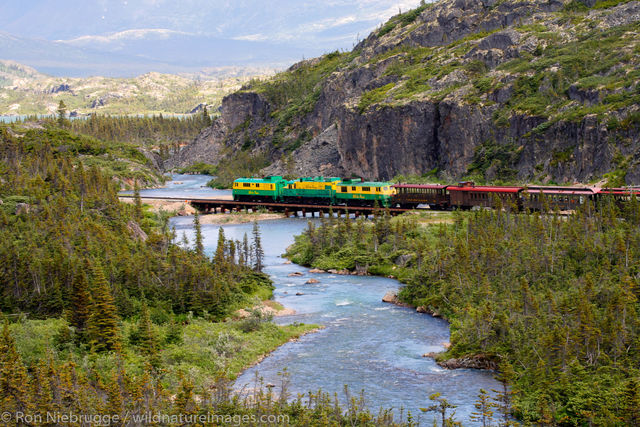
[437, 354, 499, 371]
[168, 0, 640, 184]
[126, 220, 148, 242]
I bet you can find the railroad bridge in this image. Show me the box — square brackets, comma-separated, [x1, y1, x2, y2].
[119, 195, 413, 217]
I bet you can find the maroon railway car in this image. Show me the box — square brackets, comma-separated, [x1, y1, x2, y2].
[523, 186, 599, 211]
[447, 182, 522, 210]
[392, 184, 449, 209]
[598, 188, 640, 208]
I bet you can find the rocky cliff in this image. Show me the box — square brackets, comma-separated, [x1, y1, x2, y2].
[170, 0, 640, 185]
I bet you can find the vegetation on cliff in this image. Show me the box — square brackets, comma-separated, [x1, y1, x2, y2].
[286, 202, 640, 425]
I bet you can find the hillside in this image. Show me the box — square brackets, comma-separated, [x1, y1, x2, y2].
[169, 0, 640, 186]
[0, 61, 274, 116]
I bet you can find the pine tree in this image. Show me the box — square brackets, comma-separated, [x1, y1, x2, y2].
[243, 233, 250, 267]
[70, 270, 91, 343]
[172, 375, 199, 417]
[470, 389, 497, 427]
[213, 227, 227, 270]
[193, 210, 204, 256]
[252, 221, 264, 272]
[202, 106, 211, 126]
[421, 393, 458, 427]
[57, 100, 68, 126]
[136, 302, 160, 368]
[133, 181, 143, 221]
[87, 263, 121, 352]
[0, 320, 34, 415]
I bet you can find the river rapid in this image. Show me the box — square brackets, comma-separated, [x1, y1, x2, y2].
[142, 174, 501, 424]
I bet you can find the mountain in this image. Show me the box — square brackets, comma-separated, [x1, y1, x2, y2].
[168, 0, 640, 186]
[0, 60, 274, 115]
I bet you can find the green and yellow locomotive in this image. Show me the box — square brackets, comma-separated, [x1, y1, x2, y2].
[335, 179, 394, 207]
[231, 176, 287, 202]
[282, 177, 341, 204]
[231, 176, 395, 207]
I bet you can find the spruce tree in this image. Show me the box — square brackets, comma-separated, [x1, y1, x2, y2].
[193, 210, 204, 256]
[136, 302, 160, 368]
[0, 321, 34, 414]
[213, 227, 226, 269]
[252, 221, 264, 272]
[57, 100, 68, 126]
[470, 389, 496, 427]
[70, 271, 91, 343]
[420, 393, 458, 427]
[87, 263, 121, 352]
[133, 181, 143, 221]
[243, 233, 250, 266]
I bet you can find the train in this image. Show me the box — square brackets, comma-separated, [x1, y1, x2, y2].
[232, 176, 396, 207]
[232, 176, 640, 211]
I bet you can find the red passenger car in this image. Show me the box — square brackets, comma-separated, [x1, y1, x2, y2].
[447, 182, 522, 210]
[523, 186, 599, 211]
[392, 184, 449, 209]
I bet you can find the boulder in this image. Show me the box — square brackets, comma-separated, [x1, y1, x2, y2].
[295, 292, 305, 296]
[382, 292, 398, 304]
[309, 268, 325, 273]
[15, 203, 30, 215]
[288, 272, 304, 277]
[437, 354, 498, 371]
[305, 278, 320, 284]
[127, 220, 148, 242]
[283, 260, 292, 264]
[394, 254, 413, 267]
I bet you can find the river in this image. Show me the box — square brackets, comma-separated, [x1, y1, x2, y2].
[142, 174, 501, 424]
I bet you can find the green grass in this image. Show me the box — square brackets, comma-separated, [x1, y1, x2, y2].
[9, 315, 318, 390]
[358, 83, 396, 113]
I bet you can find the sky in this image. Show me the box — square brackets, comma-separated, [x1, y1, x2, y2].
[0, 0, 426, 76]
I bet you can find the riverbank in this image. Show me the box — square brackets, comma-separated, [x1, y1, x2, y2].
[120, 197, 285, 223]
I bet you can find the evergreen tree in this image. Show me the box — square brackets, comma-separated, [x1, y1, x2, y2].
[243, 233, 250, 267]
[0, 321, 33, 415]
[213, 227, 227, 270]
[421, 393, 459, 427]
[133, 181, 143, 221]
[70, 271, 91, 343]
[57, 100, 68, 126]
[202, 106, 211, 126]
[470, 389, 496, 427]
[193, 210, 204, 256]
[136, 302, 160, 368]
[87, 263, 121, 352]
[251, 221, 264, 272]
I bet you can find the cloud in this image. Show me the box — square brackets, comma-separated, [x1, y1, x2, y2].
[59, 28, 192, 45]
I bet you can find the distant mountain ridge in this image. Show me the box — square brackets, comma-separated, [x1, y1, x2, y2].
[0, 60, 274, 116]
[169, 0, 640, 186]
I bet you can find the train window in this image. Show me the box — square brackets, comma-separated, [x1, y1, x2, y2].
[243, 183, 250, 188]
[376, 188, 381, 192]
[363, 187, 370, 192]
[341, 186, 347, 192]
[352, 186, 356, 191]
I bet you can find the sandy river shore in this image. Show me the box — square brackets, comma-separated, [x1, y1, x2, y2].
[120, 197, 286, 224]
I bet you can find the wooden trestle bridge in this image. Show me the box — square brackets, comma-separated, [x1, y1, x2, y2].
[119, 195, 415, 217]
